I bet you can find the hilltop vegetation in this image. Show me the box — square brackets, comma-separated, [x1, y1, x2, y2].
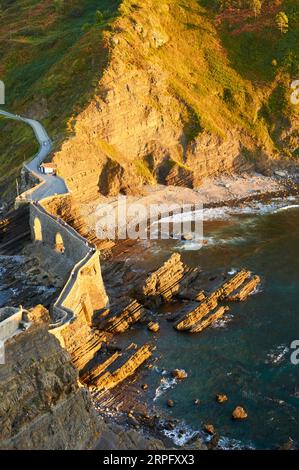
[0, 0, 298, 202]
[0, 0, 120, 197]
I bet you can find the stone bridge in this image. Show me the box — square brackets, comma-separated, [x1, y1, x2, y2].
[0, 109, 108, 346]
[30, 203, 90, 263]
[29, 201, 108, 327]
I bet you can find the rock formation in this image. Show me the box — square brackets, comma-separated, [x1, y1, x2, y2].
[226, 275, 261, 302]
[134, 253, 191, 307]
[82, 343, 154, 393]
[96, 299, 146, 334]
[189, 306, 229, 334]
[232, 406, 248, 420]
[0, 323, 102, 450]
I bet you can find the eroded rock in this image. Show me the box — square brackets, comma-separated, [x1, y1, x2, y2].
[232, 406, 248, 420]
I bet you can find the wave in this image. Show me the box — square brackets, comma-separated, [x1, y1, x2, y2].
[153, 376, 178, 402]
[161, 419, 254, 449]
[274, 204, 299, 213]
[265, 344, 290, 365]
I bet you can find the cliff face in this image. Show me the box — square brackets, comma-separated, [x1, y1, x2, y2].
[53, 0, 247, 202]
[0, 323, 102, 450]
[52, 0, 298, 204]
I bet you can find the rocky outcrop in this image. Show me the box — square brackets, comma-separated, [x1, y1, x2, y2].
[226, 275, 261, 301]
[82, 343, 153, 392]
[174, 269, 259, 332]
[0, 323, 102, 450]
[213, 270, 252, 301]
[189, 306, 229, 334]
[216, 394, 228, 404]
[96, 299, 146, 334]
[134, 253, 190, 307]
[232, 406, 248, 420]
[175, 296, 219, 332]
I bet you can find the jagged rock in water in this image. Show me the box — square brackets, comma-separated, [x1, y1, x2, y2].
[95, 299, 145, 333]
[189, 306, 229, 333]
[216, 394, 228, 404]
[214, 269, 251, 300]
[226, 275, 261, 302]
[175, 269, 257, 332]
[174, 296, 218, 331]
[232, 406, 248, 420]
[172, 369, 188, 380]
[133, 253, 189, 307]
[167, 399, 175, 407]
[82, 343, 154, 392]
[147, 321, 160, 332]
[203, 424, 215, 435]
[0, 324, 102, 450]
[176, 267, 206, 302]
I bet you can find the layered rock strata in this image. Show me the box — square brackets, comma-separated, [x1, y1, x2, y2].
[0, 323, 102, 450]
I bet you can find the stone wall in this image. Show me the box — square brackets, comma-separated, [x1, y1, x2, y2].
[30, 203, 90, 263]
[0, 308, 22, 342]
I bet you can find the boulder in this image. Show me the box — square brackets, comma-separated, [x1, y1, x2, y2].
[167, 399, 175, 408]
[172, 369, 188, 380]
[232, 406, 248, 420]
[216, 394, 228, 404]
[182, 233, 193, 241]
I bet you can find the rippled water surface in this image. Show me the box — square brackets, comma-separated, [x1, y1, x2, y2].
[122, 197, 299, 449]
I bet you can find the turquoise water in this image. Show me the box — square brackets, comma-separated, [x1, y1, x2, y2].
[122, 200, 299, 449]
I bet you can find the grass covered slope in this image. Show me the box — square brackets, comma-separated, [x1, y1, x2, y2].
[0, 0, 298, 202]
[0, 0, 120, 199]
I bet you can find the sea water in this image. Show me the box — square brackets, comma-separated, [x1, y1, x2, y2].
[120, 196, 299, 449]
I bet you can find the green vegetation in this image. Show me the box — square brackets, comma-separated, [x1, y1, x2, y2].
[0, 0, 121, 199]
[0, 0, 298, 201]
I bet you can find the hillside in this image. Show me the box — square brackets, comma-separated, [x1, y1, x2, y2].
[0, 0, 298, 203]
[0, 0, 121, 199]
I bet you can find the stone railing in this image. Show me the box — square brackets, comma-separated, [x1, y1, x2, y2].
[0, 307, 23, 342]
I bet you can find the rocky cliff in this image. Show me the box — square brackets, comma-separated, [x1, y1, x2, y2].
[52, 0, 298, 204]
[0, 319, 165, 450]
[0, 323, 102, 450]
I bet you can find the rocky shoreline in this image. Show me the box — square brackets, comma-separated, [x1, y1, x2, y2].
[89, 172, 299, 450]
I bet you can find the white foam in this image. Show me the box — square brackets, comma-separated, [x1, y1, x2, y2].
[265, 344, 290, 365]
[274, 204, 299, 213]
[162, 422, 199, 446]
[154, 376, 178, 401]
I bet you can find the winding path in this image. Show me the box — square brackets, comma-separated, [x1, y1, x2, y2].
[0, 109, 68, 200]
